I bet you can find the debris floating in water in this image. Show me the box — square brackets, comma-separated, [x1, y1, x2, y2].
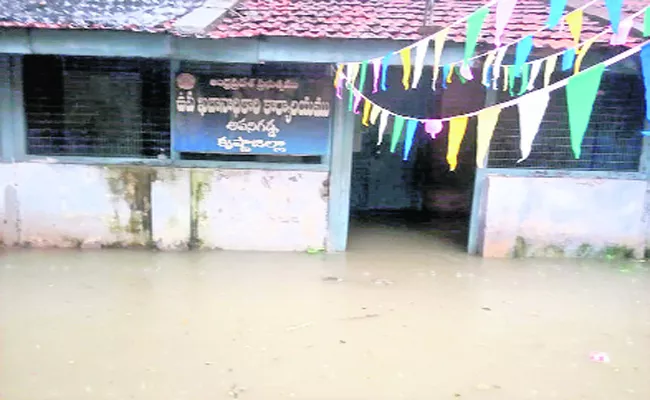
[589, 351, 610, 363]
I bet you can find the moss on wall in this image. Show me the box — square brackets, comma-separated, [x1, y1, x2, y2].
[189, 170, 213, 249]
[104, 166, 156, 246]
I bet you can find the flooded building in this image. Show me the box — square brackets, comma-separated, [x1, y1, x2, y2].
[0, 0, 648, 257]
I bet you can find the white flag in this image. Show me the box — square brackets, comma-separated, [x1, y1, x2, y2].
[412, 40, 429, 89]
[517, 90, 550, 163]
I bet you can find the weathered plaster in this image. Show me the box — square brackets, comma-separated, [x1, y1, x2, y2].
[0, 163, 329, 251]
[195, 169, 329, 251]
[151, 168, 191, 250]
[481, 175, 647, 258]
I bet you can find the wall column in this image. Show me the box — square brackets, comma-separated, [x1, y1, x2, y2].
[327, 90, 356, 252]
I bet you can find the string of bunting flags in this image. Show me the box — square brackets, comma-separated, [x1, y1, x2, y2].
[340, 39, 649, 170]
[333, 0, 650, 172]
[334, 0, 637, 94]
[337, 5, 649, 104]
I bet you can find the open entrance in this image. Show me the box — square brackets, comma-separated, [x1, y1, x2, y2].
[346, 67, 481, 253]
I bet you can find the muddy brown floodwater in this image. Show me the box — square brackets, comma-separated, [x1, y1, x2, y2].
[1, 223, 650, 400]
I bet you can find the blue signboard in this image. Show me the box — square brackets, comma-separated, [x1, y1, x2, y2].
[174, 73, 333, 155]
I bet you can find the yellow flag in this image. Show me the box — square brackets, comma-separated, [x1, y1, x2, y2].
[399, 48, 412, 90]
[369, 104, 382, 125]
[476, 107, 501, 168]
[565, 9, 583, 49]
[362, 100, 372, 126]
[544, 54, 558, 87]
[481, 51, 497, 87]
[574, 37, 596, 74]
[446, 64, 455, 84]
[333, 64, 344, 88]
[432, 28, 450, 89]
[447, 116, 469, 171]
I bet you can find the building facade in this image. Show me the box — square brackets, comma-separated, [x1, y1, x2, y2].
[0, 0, 648, 257]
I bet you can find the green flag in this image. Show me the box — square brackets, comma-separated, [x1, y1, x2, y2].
[566, 64, 605, 159]
[464, 7, 490, 66]
[644, 7, 649, 37]
[390, 116, 406, 153]
[508, 65, 516, 96]
[358, 61, 368, 92]
[518, 64, 530, 96]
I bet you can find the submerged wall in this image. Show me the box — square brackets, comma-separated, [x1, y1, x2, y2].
[0, 163, 328, 251]
[480, 175, 647, 258]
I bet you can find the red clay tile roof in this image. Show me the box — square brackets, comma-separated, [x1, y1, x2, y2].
[208, 0, 647, 48]
[208, 0, 426, 40]
[0, 0, 647, 49]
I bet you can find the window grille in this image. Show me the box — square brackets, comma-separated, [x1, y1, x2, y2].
[23, 55, 170, 159]
[487, 70, 645, 171]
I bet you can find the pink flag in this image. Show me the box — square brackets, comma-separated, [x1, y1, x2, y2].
[610, 17, 634, 45]
[353, 92, 363, 114]
[495, 0, 518, 47]
[371, 58, 382, 93]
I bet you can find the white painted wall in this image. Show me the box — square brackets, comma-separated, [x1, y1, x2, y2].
[0, 163, 329, 252]
[481, 175, 647, 258]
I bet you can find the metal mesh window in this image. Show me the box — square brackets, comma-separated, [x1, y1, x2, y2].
[23, 55, 170, 158]
[487, 70, 645, 171]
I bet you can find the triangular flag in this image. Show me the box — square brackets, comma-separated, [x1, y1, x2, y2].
[527, 59, 543, 91]
[574, 37, 596, 74]
[546, 0, 567, 29]
[495, 0, 518, 47]
[644, 8, 650, 37]
[502, 65, 509, 92]
[514, 35, 534, 77]
[390, 116, 406, 153]
[518, 63, 530, 95]
[381, 55, 390, 91]
[412, 40, 429, 89]
[371, 58, 382, 93]
[432, 28, 449, 90]
[346, 63, 360, 112]
[610, 17, 634, 45]
[455, 64, 468, 83]
[362, 100, 372, 126]
[566, 64, 606, 159]
[460, 63, 474, 81]
[561, 48, 576, 71]
[424, 120, 443, 139]
[334, 64, 344, 99]
[378, 110, 389, 145]
[447, 116, 469, 171]
[442, 64, 450, 89]
[358, 61, 368, 92]
[403, 120, 419, 161]
[517, 90, 550, 163]
[492, 46, 508, 90]
[446, 64, 455, 84]
[476, 107, 501, 168]
[352, 92, 363, 114]
[641, 45, 650, 123]
[333, 64, 343, 88]
[508, 65, 516, 96]
[399, 49, 412, 90]
[464, 7, 490, 65]
[482, 51, 497, 87]
[604, 0, 623, 33]
[370, 105, 382, 125]
[565, 9, 583, 48]
[544, 54, 558, 87]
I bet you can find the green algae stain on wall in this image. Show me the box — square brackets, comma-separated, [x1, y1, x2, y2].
[104, 166, 157, 247]
[189, 169, 213, 249]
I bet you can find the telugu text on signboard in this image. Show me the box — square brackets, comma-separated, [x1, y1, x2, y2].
[174, 73, 333, 155]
